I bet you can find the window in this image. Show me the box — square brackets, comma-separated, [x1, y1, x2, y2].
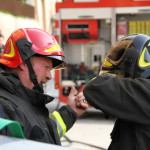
[67, 24, 89, 30]
[69, 32, 90, 39]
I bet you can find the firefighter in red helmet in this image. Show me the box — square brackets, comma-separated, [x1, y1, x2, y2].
[0, 28, 88, 144]
[84, 34, 150, 150]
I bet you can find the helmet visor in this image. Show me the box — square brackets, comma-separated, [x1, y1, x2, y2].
[106, 35, 135, 66]
[47, 55, 67, 69]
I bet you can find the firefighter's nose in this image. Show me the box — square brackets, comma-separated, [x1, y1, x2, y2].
[47, 70, 52, 80]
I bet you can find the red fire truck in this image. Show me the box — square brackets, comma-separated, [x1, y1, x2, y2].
[45, 0, 150, 111]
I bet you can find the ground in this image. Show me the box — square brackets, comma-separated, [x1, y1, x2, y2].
[61, 109, 115, 150]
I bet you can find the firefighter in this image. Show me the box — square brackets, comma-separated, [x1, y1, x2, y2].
[0, 28, 88, 144]
[83, 34, 150, 150]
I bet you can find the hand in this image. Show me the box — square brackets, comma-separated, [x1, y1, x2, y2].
[67, 86, 89, 117]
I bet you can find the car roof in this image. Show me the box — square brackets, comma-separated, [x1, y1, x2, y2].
[0, 135, 78, 150]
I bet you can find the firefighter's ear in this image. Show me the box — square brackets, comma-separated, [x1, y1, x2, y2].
[18, 62, 27, 71]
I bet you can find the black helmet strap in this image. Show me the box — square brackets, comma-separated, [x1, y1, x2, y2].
[26, 58, 44, 93]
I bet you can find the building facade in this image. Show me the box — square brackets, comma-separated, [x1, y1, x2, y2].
[0, 0, 56, 42]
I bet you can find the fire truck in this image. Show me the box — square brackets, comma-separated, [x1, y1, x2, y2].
[45, 0, 150, 111]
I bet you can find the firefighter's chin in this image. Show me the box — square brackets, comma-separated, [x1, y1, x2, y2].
[41, 81, 46, 89]
[41, 81, 46, 85]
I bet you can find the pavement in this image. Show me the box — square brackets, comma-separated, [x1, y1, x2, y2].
[61, 109, 115, 150]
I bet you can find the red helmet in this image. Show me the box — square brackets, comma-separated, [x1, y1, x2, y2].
[0, 28, 66, 69]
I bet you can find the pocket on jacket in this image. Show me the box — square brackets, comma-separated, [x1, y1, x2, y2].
[30, 125, 44, 140]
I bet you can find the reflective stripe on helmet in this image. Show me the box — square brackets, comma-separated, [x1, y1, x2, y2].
[139, 47, 150, 68]
[44, 43, 60, 52]
[49, 111, 66, 137]
[103, 58, 112, 67]
[3, 40, 15, 57]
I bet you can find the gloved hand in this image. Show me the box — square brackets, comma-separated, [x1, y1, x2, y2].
[67, 86, 88, 117]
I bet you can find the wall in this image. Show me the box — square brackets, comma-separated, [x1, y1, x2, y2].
[0, 12, 39, 43]
[0, 0, 57, 43]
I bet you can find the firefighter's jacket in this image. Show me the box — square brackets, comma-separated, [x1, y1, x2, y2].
[83, 74, 150, 150]
[0, 72, 77, 145]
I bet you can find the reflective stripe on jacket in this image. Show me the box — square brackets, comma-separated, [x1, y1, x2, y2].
[50, 111, 67, 137]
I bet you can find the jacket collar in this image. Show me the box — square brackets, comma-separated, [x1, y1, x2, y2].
[0, 72, 54, 106]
